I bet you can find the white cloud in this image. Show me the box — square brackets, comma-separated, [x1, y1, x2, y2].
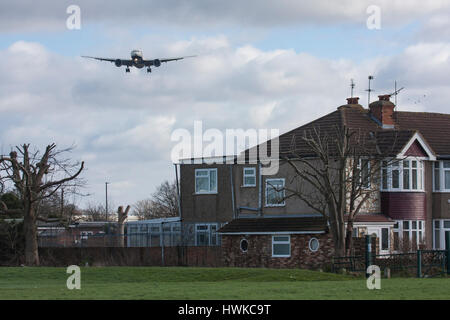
[1, 36, 450, 208]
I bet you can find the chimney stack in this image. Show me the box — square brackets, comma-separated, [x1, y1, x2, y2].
[369, 95, 395, 128]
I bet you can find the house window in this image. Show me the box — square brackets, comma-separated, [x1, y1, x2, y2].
[265, 178, 285, 206]
[240, 238, 248, 252]
[381, 159, 424, 192]
[195, 223, 219, 246]
[433, 219, 450, 249]
[195, 168, 217, 194]
[272, 235, 290, 257]
[393, 222, 400, 251]
[433, 161, 450, 192]
[381, 228, 389, 251]
[395, 220, 425, 251]
[309, 238, 320, 252]
[382, 161, 388, 190]
[434, 162, 440, 190]
[359, 159, 370, 189]
[243, 167, 256, 187]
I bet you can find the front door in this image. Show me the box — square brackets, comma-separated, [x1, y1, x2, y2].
[367, 227, 390, 254]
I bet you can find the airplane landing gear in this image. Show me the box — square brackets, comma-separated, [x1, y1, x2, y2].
[126, 67, 130, 73]
[147, 68, 152, 73]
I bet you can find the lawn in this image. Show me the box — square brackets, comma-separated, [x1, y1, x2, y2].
[0, 267, 449, 300]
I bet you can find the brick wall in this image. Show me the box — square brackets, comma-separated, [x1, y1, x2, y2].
[221, 234, 378, 269]
[32, 236, 377, 269]
[221, 234, 335, 269]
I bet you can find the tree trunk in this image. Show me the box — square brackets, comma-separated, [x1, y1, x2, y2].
[23, 204, 39, 266]
[345, 220, 354, 256]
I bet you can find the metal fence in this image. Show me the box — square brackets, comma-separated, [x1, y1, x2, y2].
[38, 222, 223, 248]
[332, 250, 447, 277]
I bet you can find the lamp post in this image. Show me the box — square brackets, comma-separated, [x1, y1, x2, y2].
[105, 182, 109, 222]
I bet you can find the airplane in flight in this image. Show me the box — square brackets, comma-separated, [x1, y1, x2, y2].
[81, 49, 195, 73]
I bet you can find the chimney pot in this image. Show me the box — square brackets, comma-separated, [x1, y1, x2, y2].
[346, 97, 359, 105]
[378, 94, 391, 101]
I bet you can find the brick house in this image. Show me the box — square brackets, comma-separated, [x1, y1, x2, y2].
[176, 95, 450, 267]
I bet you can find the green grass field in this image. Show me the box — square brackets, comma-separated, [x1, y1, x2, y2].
[0, 267, 449, 300]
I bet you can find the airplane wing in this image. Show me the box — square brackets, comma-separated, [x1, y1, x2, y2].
[81, 56, 133, 66]
[144, 55, 196, 66]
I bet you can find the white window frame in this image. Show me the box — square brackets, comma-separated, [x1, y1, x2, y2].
[272, 235, 291, 257]
[433, 219, 450, 249]
[243, 167, 256, 187]
[195, 223, 218, 246]
[308, 237, 320, 252]
[433, 161, 450, 192]
[265, 178, 285, 207]
[358, 158, 371, 189]
[380, 158, 424, 192]
[195, 168, 218, 194]
[393, 219, 425, 251]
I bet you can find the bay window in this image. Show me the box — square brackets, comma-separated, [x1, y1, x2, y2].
[380, 159, 424, 191]
[393, 220, 425, 251]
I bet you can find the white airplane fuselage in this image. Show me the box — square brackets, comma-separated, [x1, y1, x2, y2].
[131, 49, 144, 68]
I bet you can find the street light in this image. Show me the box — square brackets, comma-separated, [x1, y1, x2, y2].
[105, 182, 109, 222]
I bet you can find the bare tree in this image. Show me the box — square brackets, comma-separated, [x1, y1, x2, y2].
[0, 143, 84, 265]
[83, 203, 108, 222]
[132, 199, 153, 220]
[132, 180, 179, 220]
[116, 205, 130, 247]
[279, 125, 400, 256]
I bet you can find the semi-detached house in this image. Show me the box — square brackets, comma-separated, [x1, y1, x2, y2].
[177, 95, 450, 268]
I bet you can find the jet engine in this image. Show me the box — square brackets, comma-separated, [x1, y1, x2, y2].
[153, 59, 161, 67]
[115, 59, 122, 67]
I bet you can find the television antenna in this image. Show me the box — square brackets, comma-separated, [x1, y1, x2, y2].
[365, 75, 374, 107]
[389, 80, 404, 109]
[350, 79, 355, 98]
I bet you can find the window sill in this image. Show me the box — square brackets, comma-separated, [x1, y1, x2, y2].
[265, 204, 286, 207]
[194, 192, 218, 195]
[271, 255, 291, 258]
[380, 189, 425, 193]
[241, 185, 256, 188]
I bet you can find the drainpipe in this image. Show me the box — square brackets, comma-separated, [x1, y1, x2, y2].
[174, 163, 182, 219]
[258, 161, 263, 216]
[230, 164, 236, 219]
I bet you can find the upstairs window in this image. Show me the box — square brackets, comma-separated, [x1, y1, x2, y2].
[359, 159, 371, 189]
[195, 168, 217, 194]
[433, 161, 450, 192]
[380, 159, 424, 192]
[265, 178, 285, 206]
[243, 167, 256, 187]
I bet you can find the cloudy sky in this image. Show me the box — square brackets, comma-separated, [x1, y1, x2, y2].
[1, 1, 450, 210]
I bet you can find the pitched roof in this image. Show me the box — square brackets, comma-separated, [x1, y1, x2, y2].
[217, 216, 328, 234]
[248, 103, 450, 159]
[344, 214, 394, 223]
[395, 111, 450, 157]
